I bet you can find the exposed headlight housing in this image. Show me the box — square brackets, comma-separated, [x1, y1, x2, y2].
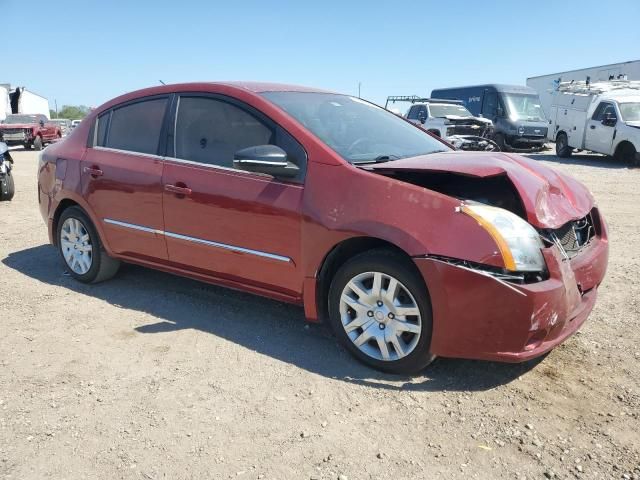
[460, 204, 545, 272]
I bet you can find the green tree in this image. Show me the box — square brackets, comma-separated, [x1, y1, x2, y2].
[54, 105, 91, 120]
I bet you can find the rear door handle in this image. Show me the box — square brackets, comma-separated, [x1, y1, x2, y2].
[164, 184, 192, 196]
[83, 166, 103, 177]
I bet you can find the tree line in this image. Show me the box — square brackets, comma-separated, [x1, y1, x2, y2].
[49, 105, 91, 120]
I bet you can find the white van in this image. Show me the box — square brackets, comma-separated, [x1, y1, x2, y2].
[547, 80, 640, 165]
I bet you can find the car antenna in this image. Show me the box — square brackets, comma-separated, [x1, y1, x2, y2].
[159, 80, 166, 85]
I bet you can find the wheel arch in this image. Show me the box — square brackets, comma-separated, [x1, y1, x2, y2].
[311, 236, 422, 323]
[51, 197, 111, 255]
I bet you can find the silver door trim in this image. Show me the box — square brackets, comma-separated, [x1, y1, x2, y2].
[103, 218, 291, 263]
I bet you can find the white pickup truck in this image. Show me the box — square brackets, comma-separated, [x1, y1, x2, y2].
[547, 80, 640, 165]
[385, 96, 496, 151]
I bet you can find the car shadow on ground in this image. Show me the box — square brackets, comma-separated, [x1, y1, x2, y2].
[523, 152, 630, 169]
[3, 244, 545, 392]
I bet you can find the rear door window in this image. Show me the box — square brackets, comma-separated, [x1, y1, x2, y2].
[105, 98, 168, 155]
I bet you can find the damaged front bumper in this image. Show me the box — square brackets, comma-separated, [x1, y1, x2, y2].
[413, 232, 609, 362]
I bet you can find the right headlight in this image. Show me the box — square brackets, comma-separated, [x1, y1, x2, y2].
[460, 204, 545, 272]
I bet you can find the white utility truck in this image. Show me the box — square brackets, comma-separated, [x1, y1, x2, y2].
[528, 60, 640, 118]
[547, 80, 640, 165]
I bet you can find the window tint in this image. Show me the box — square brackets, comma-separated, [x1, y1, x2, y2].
[407, 106, 419, 120]
[106, 98, 168, 155]
[482, 92, 497, 116]
[592, 102, 616, 121]
[96, 112, 110, 146]
[175, 97, 273, 168]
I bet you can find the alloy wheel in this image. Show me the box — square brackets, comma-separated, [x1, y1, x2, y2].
[60, 217, 93, 275]
[339, 271, 422, 362]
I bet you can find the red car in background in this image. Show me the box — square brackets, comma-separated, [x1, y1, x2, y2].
[37, 82, 609, 373]
[0, 113, 61, 150]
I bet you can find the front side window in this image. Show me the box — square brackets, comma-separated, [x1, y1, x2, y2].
[406, 105, 420, 120]
[175, 97, 273, 168]
[592, 102, 616, 121]
[262, 92, 449, 164]
[482, 92, 497, 116]
[104, 98, 168, 155]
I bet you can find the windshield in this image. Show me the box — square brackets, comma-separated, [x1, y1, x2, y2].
[3, 114, 40, 124]
[262, 92, 450, 163]
[503, 93, 546, 122]
[619, 103, 640, 122]
[429, 104, 473, 118]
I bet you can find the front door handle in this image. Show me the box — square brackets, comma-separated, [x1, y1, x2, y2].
[164, 184, 192, 196]
[590, 125, 596, 129]
[83, 166, 103, 177]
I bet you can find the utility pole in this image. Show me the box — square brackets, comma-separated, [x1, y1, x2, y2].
[54, 100, 58, 118]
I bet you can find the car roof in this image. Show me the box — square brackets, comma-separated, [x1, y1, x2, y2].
[92, 82, 338, 117]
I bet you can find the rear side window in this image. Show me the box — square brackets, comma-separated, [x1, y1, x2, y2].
[104, 98, 168, 155]
[96, 112, 110, 146]
[175, 97, 273, 167]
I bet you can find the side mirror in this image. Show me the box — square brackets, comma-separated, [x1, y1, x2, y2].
[602, 113, 617, 127]
[233, 145, 300, 178]
[419, 115, 426, 125]
[39, 119, 45, 127]
[496, 106, 504, 117]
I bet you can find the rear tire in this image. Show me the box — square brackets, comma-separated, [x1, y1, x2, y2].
[328, 249, 435, 374]
[555, 132, 572, 157]
[33, 136, 43, 151]
[57, 206, 120, 283]
[0, 172, 14, 201]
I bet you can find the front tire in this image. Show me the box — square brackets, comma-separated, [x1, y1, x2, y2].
[328, 249, 435, 374]
[555, 132, 572, 157]
[615, 142, 638, 166]
[57, 206, 120, 283]
[494, 133, 509, 152]
[0, 172, 14, 201]
[33, 136, 43, 151]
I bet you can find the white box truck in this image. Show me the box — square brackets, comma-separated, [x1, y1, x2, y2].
[0, 85, 11, 122]
[527, 60, 640, 118]
[8, 87, 50, 118]
[546, 80, 640, 165]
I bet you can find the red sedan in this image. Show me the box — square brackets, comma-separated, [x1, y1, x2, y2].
[37, 82, 609, 373]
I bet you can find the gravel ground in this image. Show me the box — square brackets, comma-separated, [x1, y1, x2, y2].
[0, 148, 638, 480]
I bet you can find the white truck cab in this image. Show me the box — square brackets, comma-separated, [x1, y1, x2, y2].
[547, 80, 640, 165]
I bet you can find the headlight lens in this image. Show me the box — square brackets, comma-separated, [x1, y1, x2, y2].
[461, 204, 545, 272]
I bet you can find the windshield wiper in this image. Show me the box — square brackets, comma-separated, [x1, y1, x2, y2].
[352, 154, 401, 165]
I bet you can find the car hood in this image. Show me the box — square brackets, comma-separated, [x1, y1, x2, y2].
[368, 151, 594, 229]
[0, 123, 36, 129]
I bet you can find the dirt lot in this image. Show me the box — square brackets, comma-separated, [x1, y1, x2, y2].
[0, 148, 638, 480]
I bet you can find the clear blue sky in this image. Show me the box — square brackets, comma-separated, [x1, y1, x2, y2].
[5, 0, 639, 110]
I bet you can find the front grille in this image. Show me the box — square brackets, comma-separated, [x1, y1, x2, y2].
[522, 126, 547, 137]
[545, 213, 596, 259]
[1, 128, 24, 135]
